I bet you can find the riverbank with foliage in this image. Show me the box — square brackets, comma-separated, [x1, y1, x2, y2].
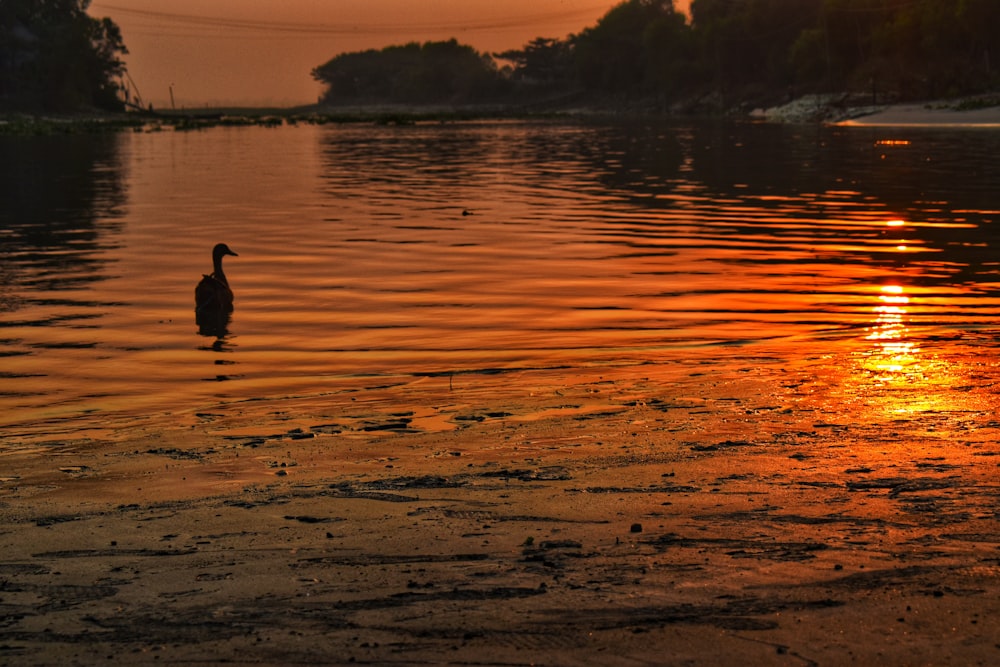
[4, 91, 1000, 136]
[0, 0, 127, 113]
[6, 1, 1000, 122]
[311, 1, 1000, 114]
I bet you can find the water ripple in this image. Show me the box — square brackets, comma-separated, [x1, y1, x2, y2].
[2, 120, 1000, 433]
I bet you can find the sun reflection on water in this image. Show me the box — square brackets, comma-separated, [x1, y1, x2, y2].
[849, 282, 968, 419]
[864, 284, 918, 378]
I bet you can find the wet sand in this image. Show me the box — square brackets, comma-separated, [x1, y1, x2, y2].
[2, 360, 999, 666]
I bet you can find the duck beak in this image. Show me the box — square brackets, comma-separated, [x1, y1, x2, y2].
[228, 249, 239, 257]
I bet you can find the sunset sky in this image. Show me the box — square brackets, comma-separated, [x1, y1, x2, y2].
[87, 1, 692, 109]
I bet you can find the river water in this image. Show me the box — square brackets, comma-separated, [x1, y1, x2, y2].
[3, 119, 1000, 445]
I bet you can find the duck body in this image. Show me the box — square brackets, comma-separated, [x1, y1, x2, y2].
[195, 242, 238, 315]
[195, 274, 234, 312]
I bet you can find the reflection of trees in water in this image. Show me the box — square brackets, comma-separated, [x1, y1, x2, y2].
[528, 120, 685, 199]
[318, 125, 501, 195]
[683, 123, 1000, 287]
[0, 133, 127, 300]
[559, 120, 1000, 289]
[683, 122, 1000, 214]
[317, 121, 685, 204]
[316, 119, 1000, 291]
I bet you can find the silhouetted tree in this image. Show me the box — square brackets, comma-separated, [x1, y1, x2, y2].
[313, 0, 1000, 112]
[572, 0, 685, 93]
[809, 0, 1000, 98]
[690, 0, 823, 93]
[312, 39, 503, 105]
[876, 0, 1000, 97]
[642, 4, 695, 93]
[0, 0, 127, 112]
[959, 0, 1000, 77]
[496, 37, 574, 88]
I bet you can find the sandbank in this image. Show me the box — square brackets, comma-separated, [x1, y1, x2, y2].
[837, 102, 1000, 128]
[753, 93, 1000, 127]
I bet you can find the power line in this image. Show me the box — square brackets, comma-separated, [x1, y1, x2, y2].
[90, 2, 615, 36]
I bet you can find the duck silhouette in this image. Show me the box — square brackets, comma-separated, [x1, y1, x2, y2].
[195, 243, 238, 336]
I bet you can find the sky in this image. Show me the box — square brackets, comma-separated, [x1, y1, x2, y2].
[87, 0, 692, 109]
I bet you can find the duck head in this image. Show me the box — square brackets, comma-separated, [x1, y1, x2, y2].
[213, 243, 239, 260]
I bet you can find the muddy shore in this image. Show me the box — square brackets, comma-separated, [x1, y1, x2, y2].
[2, 359, 999, 666]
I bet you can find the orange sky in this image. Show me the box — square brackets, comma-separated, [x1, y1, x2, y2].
[88, 0, 691, 109]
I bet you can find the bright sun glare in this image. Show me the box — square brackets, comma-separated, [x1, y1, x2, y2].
[866, 284, 915, 372]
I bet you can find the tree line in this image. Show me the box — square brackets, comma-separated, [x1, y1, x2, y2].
[3, 0, 997, 114]
[0, 0, 127, 112]
[314, 0, 1000, 108]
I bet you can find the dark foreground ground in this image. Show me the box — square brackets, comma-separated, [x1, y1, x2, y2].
[2, 364, 998, 665]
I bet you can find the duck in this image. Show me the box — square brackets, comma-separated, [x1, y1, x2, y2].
[195, 243, 238, 314]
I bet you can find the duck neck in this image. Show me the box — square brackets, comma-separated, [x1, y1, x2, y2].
[213, 256, 229, 286]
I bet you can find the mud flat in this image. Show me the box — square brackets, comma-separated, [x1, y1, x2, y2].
[1, 363, 999, 665]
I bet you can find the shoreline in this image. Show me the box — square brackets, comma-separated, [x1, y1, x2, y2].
[835, 102, 1000, 127]
[6, 95, 1000, 134]
[752, 94, 1000, 126]
[2, 364, 998, 664]
[4, 96, 1000, 664]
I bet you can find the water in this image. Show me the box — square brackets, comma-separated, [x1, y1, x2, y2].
[4, 119, 1000, 444]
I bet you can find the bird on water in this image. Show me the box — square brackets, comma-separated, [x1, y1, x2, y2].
[195, 243, 239, 314]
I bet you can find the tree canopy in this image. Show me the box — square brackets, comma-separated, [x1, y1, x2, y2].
[312, 39, 505, 106]
[0, 0, 128, 112]
[314, 0, 1000, 109]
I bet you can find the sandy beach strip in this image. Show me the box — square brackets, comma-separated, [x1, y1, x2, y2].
[753, 93, 1000, 126]
[838, 102, 1000, 127]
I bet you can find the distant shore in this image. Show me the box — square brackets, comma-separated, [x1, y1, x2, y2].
[4, 94, 1000, 134]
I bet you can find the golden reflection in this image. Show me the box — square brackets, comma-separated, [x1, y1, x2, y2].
[835, 281, 939, 421]
[882, 219, 917, 254]
[863, 285, 918, 377]
[846, 282, 971, 420]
